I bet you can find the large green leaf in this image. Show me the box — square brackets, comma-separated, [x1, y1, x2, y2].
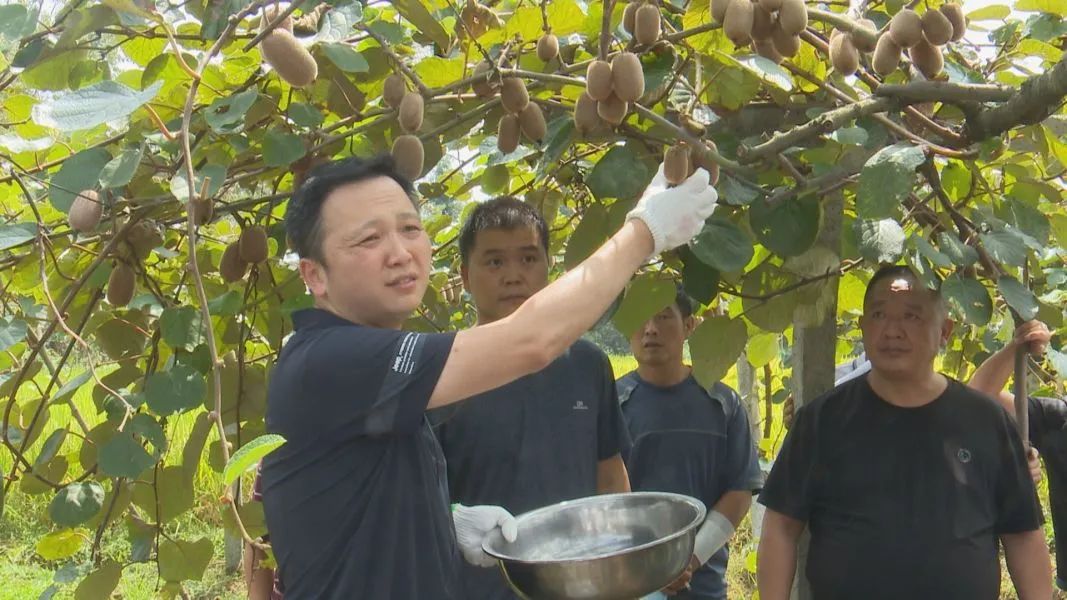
[0, 317, 28, 352]
[314, 4, 364, 43]
[741, 265, 799, 332]
[159, 306, 202, 352]
[131, 466, 194, 523]
[262, 130, 307, 167]
[748, 194, 821, 257]
[0, 222, 37, 251]
[856, 143, 924, 219]
[611, 275, 676, 338]
[33, 429, 67, 470]
[689, 217, 754, 273]
[690, 316, 747, 387]
[49, 147, 112, 212]
[979, 230, 1027, 266]
[586, 145, 652, 200]
[1015, 0, 1067, 15]
[912, 234, 952, 268]
[997, 276, 1039, 321]
[49, 482, 105, 527]
[321, 43, 370, 73]
[145, 365, 206, 417]
[392, 0, 449, 49]
[36, 529, 85, 561]
[222, 434, 287, 488]
[158, 537, 214, 583]
[98, 144, 143, 189]
[170, 164, 226, 203]
[32, 80, 163, 132]
[204, 89, 258, 134]
[564, 203, 610, 269]
[857, 218, 905, 263]
[679, 247, 720, 305]
[98, 431, 157, 479]
[942, 274, 993, 326]
[74, 560, 122, 600]
[936, 232, 979, 267]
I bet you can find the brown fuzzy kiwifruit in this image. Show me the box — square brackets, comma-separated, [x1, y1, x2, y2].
[751, 4, 776, 41]
[597, 93, 628, 126]
[190, 197, 214, 226]
[398, 92, 424, 133]
[829, 30, 860, 76]
[872, 33, 902, 76]
[663, 145, 691, 186]
[850, 18, 878, 53]
[921, 8, 953, 46]
[757, 0, 783, 11]
[771, 24, 801, 58]
[107, 262, 135, 307]
[69, 190, 102, 233]
[383, 74, 407, 109]
[691, 141, 721, 186]
[262, 5, 294, 33]
[259, 29, 317, 88]
[777, 0, 808, 36]
[219, 242, 248, 283]
[518, 103, 547, 142]
[471, 61, 498, 97]
[536, 33, 559, 62]
[391, 135, 424, 181]
[611, 52, 645, 102]
[574, 91, 603, 135]
[888, 9, 922, 48]
[634, 4, 661, 45]
[753, 37, 784, 64]
[585, 60, 614, 101]
[497, 114, 520, 153]
[909, 38, 944, 79]
[623, 2, 639, 34]
[500, 77, 530, 114]
[940, 3, 966, 42]
[723, 0, 754, 46]
[239, 226, 269, 264]
[711, 0, 731, 24]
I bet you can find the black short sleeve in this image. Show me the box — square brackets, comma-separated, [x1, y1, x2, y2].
[758, 403, 818, 521]
[721, 387, 763, 493]
[1030, 396, 1067, 452]
[995, 408, 1043, 535]
[595, 352, 627, 461]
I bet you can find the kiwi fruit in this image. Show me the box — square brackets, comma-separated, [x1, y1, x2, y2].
[383, 74, 407, 109]
[190, 197, 213, 226]
[663, 145, 691, 186]
[586, 60, 614, 101]
[262, 4, 294, 33]
[754, 37, 784, 64]
[888, 9, 922, 48]
[471, 61, 498, 97]
[771, 24, 801, 58]
[125, 219, 160, 260]
[574, 91, 603, 135]
[829, 30, 860, 76]
[498, 114, 521, 153]
[611, 52, 645, 102]
[940, 3, 966, 42]
[392, 135, 424, 180]
[711, 0, 731, 23]
[723, 0, 755, 46]
[238, 226, 269, 264]
[536, 33, 559, 62]
[758, 0, 783, 10]
[872, 34, 902, 76]
[850, 18, 878, 53]
[777, 0, 808, 36]
[107, 263, 135, 307]
[518, 103, 547, 142]
[398, 92, 424, 133]
[501, 77, 530, 114]
[692, 141, 721, 186]
[219, 242, 248, 283]
[634, 4, 661, 45]
[69, 190, 102, 233]
[259, 29, 317, 88]
[909, 38, 944, 79]
[597, 93, 628, 126]
[623, 2, 639, 33]
[921, 9, 953, 46]
[751, 4, 776, 41]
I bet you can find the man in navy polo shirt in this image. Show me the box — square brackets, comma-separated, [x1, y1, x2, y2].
[432, 197, 631, 599]
[259, 155, 718, 598]
[616, 287, 762, 599]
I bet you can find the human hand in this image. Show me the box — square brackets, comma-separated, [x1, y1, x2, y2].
[1010, 320, 1050, 356]
[662, 554, 701, 595]
[452, 504, 518, 567]
[1028, 447, 1042, 484]
[626, 164, 718, 255]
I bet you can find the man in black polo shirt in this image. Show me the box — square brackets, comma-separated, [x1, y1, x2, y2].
[758, 265, 1052, 600]
[616, 287, 762, 599]
[259, 155, 718, 598]
[431, 197, 631, 599]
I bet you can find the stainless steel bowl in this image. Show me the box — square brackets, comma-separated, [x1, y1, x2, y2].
[482, 492, 706, 600]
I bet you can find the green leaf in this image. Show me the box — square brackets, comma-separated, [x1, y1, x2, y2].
[1007, 198, 1049, 246]
[1051, 214, 1067, 249]
[131, 466, 193, 523]
[49, 147, 112, 212]
[734, 54, 793, 91]
[391, 0, 449, 49]
[564, 204, 610, 269]
[936, 232, 979, 267]
[748, 194, 821, 257]
[830, 126, 868, 146]
[222, 434, 287, 488]
[158, 537, 214, 582]
[689, 217, 754, 273]
[312, 3, 363, 43]
[262, 130, 307, 167]
[642, 50, 677, 96]
[49, 482, 105, 527]
[856, 143, 924, 219]
[288, 102, 324, 129]
[586, 145, 652, 200]
[968, 5, 1011, 19]
[718, 175, 761, 206]
[679, 247, 720, 305]
[0, 5, 29, 41]
[535, 117, 574, 177]
[321, 43, 369, 73]
[690, 316, 747, 386]
[941, 161, 971, 201]
[145, 365, 206, 417]
[979, 230, 1027, 266]
[998, 276, 1039, 321]
[1049, 348, 1067, 381]
[612, 276, 676, 338]
[170, 164, 226, 203]
[159, 306, 202, 352]
[74, 560, 122, 600]
[33, 429, 67, 470]
[0, 133, 53, 153]
[36, 530, 85, 561]
[1015, 0, 1067, 15]
[98, 144, 143, 189]
[98, 431, 157, 478]
[912, 234, 952, 268]
[204, 89, 258, 133]
[942, 274, 993, 326]
[0, 222, 37, 251]
[746, 332, 779, 368]
[413, 56, 464, 88]
[207, 291, 243, 317]
[741, 265, 799, 332]
[32, 80, 163, 132]
[0, 317, 28, 352]
[857, 218, 905, 263]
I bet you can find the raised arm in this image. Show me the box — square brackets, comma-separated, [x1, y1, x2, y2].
[969, 320, 1050, 399]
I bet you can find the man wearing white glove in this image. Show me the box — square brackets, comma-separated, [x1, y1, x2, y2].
[259, 154, 718, 599]
[453, 504, 519, 567]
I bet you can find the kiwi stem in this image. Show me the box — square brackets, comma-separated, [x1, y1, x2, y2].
[242, 1, 301, 52]
[599, 0, 614, 61]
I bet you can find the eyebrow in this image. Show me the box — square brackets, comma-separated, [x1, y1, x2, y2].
[478, 245, 542, 254]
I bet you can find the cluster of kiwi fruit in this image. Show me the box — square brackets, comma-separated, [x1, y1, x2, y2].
[576, 52, 645, 133]
[872, 4, 965, 79]
[384, 74, 426, 181]
[458, 0, 503, 40]
[219, 226, 270, 284]
[709, 0, 807, 61]
[661, 139, 721, 187]
[622, 1, 663, 46]
[258, 4, 318, 88]
[496, 76, 547, 153]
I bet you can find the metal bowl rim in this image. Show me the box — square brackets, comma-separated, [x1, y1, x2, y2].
[482, 491, 707, 565]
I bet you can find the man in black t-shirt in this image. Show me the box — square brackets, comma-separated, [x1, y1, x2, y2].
[259, 155, 718, 598]
[431, 197, 631, 599]
[757, 265, 1052, 600]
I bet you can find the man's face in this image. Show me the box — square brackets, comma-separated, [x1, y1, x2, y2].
[461, 226, 549, 323]
[298, 176, 431, 329]
[629, 304, 694, 368]
[860, 275, 952, 379]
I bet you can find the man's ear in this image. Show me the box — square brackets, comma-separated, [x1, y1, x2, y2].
[940, 317, 954, 347]
[460, 262, 470, 292]
[299, 257, 327, 298]
[684, 315, 699, 337]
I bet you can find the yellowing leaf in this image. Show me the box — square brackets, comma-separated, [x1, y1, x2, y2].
[37, 529, 86, 561]
[747, 333, 779, 368]
[413, 56, 464, 88]
[1015, 0, 1067, 16]
[967, 5, 1011, 20]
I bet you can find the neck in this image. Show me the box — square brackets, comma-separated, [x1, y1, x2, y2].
[637, 361, 690, 387]
[315, 299, 402, 330]
[867, 367, 947, 407]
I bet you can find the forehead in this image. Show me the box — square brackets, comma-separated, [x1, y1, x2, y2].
[864, 276, 936, 309]
[320, 176, 417, 225]
[469, 225, 544, 253]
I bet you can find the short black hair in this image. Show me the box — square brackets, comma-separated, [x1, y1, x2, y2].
[458, 196, 550, 264]
[674, 284, 694, 319]
[863, 264, 944, 311]
[285, 155, 415, 263]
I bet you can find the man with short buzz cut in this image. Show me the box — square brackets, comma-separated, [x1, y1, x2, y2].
[431, 196, 631, 599]
[758, 264, 1052, 600]
[616, 286, 762, 599]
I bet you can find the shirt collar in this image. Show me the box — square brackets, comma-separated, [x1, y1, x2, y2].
[291, 307, 359, 331]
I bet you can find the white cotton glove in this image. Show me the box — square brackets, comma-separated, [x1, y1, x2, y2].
[626, 164, 719, 256]
[692, 510, 735, 566]
[453, 504, 518, 567]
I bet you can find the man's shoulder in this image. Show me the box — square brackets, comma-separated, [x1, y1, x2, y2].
[940, 379, 1008, 418]
[563, 339, 611, 366]
[793, 377, 861, 421]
